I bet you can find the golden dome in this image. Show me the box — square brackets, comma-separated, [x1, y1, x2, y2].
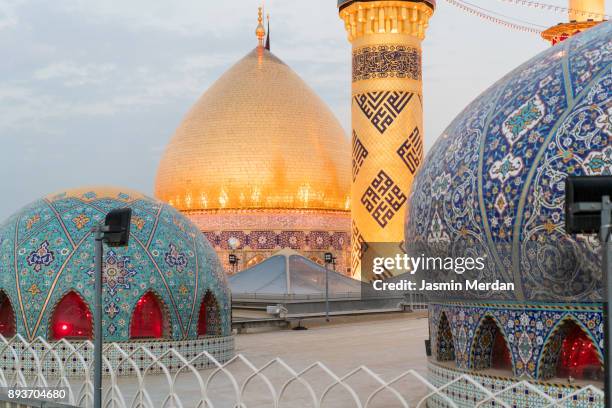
[155, 47, 351, 212]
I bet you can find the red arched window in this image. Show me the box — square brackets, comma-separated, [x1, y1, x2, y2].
[0, 292, 16, 337]
[50, 291, 92, 340]
[130, 292, 167, 339]
[197, 291, 219, 336]
[491, 329, 512, 370]
[557, 322, 602, 381]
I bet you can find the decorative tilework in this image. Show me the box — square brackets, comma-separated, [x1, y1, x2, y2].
[436, 312, 455, 361]
[361, 170, 407, 228]
[0, 336, 234, 378]
[352, 44, 421, 82]
[309, 231, 331, 250]
[186, 209, 351, 275]
[351, 130, 368, 181]
[405, 22, 611, 302]
[427, 361, 603, 408]
[397, 127, 423, 174]
[351, 220, 366, 274]
[354, 91, 413, 134]
[501, 94, 545, 145]
[429, 302, 603, 379]
[26, 241, 55, 272]
[164, 244, 188, 271]
[470, 316, 507, 370]
[92, 250, 136, 296]
[278, 231, 306, 250]
[202, 291, 222, 336]
[0, 187, 232, 343]
[584, 145, 612, 175]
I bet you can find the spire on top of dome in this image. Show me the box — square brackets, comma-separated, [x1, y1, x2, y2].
[265, 13, 270, 50]
[255, 7, 266, 47]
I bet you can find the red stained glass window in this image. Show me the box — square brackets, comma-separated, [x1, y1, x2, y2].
[130, 292, 165, 339]
[0, 292, 15, 337]
[197, 297, 207, 336]
[491, 331, 512, 370]
[557, 323, 602, 381]
[50, 292, 92, 340]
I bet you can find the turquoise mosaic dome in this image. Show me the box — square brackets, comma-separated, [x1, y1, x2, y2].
[0, 187, 231, 341]
[405, 22, 611, 302]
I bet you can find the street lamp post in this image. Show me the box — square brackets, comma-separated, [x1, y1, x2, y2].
[93, 228, 103, 408]
[324, 252, 335, 322]
[229, 254, 239, 274]
[228, 238, 240, 274]
[92, 208, 132, 408]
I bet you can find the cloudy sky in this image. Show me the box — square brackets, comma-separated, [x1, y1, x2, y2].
[1, 0, 608, 219]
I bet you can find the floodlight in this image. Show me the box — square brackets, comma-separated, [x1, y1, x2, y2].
[565, 176, 612, 234]
[229, 254, 238, 265]
[103, 208, 132, 247]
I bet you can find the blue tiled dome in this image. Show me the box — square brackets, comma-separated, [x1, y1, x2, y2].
[0, 187, 231, 341]
[405, 23, 611, 302]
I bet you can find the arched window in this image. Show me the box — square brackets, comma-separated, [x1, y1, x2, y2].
[491, 328, 513, 370]
[308, 256, 324, 266]
[130, 291, 170, 339]
[0, 291, 16, 337]
[539, 319, 602, 381]
[50, 291, 92, 340]
[197, 291, 221, 336]
[246, 254, 265, 269]
[470, 316, 512, 372]
[436, 312, 455, 361]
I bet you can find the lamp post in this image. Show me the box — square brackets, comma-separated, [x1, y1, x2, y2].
[565, 176, 612, 407]
[324, 252, 335, 322]
[228, 237, 240, 274]
[228, 254, 239, 274]
[92, 208, 132, 408]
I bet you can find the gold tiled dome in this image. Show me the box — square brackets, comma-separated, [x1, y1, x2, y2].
[155, 47, 351, 212]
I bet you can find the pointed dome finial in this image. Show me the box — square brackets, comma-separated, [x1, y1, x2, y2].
[255, 7, 265, 47]
[265, 13, 270, 50]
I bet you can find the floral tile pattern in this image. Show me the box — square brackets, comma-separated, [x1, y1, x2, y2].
[405, 23, 611, 302]
[0, 187, 232, 343]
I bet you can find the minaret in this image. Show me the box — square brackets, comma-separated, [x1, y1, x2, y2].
[541, 0, 606, 45]
[338, 0, 435, 278]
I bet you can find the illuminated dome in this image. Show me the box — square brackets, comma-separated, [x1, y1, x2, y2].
[154, 24, 352, 275]
[0, 187, 232, 346]
[155, 48, 351, 212]
[405, 22, 611, 302]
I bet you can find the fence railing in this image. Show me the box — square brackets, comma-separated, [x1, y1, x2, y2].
[231, 292, 429, 302]
[0, 335, 603, 408]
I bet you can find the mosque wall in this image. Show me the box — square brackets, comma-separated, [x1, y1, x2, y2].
[429, 302, 603, 380]
[427, 360, 604, 407]
[185, 209, 351, 275]
[0, 336, 235, 377]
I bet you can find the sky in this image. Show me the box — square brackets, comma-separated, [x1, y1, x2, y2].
[0, 0, 609, 219]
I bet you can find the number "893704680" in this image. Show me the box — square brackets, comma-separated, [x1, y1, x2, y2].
[4, 387, 67, 401]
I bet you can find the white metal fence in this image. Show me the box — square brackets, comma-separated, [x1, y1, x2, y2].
[0, 335, 603, 408]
